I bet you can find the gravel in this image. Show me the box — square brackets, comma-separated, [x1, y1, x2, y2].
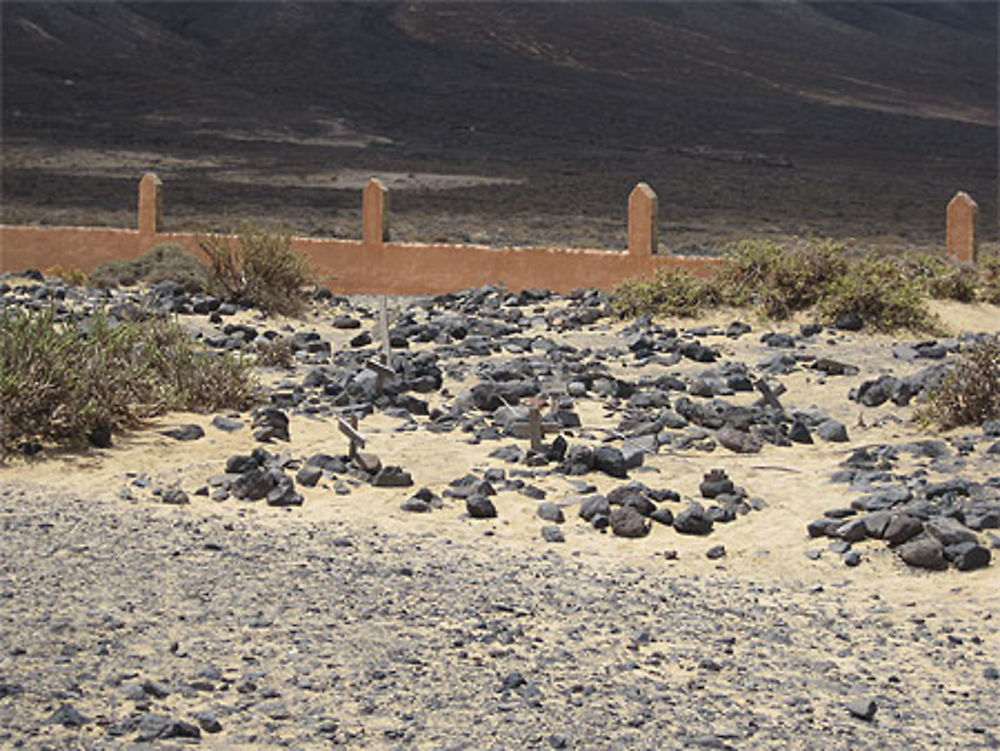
[1, 483, 997, 749]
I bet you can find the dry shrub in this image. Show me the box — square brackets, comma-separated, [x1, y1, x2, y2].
[717, 238, 848, 318]
[45, 265, 88, 286]
[89, 243, 209, 292]
[903, 253, 979, 303]
[0, 307, 261, 456]
[817, 255, 941, 333]
[980, 254, 1000, 305]
[918, 336, 1000, 429]
[254, 336, 295, 369]
[198, 223, 311, 316]
[611, 266, 719, 318]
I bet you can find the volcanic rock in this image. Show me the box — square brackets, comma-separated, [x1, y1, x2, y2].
[897, 534, 947, 570]
[674, 503, 714, 535]
[610, 506, 650, 538]
[466, 494, 498, 519]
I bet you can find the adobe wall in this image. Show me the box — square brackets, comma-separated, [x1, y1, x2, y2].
[0, 226, 145, 274]
[0, 176, 975, 295]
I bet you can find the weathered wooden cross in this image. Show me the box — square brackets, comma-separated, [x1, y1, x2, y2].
[363, 295, 396, 396]
[337, 414, 366, 461]
[754, 378, 786, 414]
[510, 397, 561, 453]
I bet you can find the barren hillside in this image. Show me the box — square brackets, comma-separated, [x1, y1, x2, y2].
[2, 2, 996, 250]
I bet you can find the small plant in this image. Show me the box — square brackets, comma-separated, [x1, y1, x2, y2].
[0, 307, 261, 456]
[817, 255, 941, 333]
[980, 254, 1000, 305]
[918, 336, 1000, 429]
[904, 253, 979, 303]
[89, 243, 209, 292]
[45, 265, 87, 286]
[198, 223, 312, 316]
[254, 336, 295, 369]
[611, 266, 719, 318]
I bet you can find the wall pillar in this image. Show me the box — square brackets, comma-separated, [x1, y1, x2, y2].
[946, 191, 978, 264]
[363, 178, 389, 248]
[628, 182, 658, 256]
[138, 172, 163, 251]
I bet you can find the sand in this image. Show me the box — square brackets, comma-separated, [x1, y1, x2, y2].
[1, 291, 998, 748]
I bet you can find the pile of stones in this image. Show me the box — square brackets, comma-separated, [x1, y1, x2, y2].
[4, 273, 997, 572]
[807, 442, 998, 571]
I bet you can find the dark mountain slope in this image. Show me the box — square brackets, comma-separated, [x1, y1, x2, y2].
[2, 2, 996, 247]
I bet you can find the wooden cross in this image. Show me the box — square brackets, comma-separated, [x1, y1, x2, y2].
[364, 357, 396, 396]
[754, 378, 786, 414]
[378, 295, 392, 362]
[337, 414, 366, 461]
[363, 295, 397, 396]
[510, 397, 561, 453]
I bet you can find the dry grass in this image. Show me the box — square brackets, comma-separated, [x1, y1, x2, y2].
[254, 336, 296, 369]
[0, 307, 262, 456]
[611, 239, 972, 333]
[89, 243, 209, 292]
[918, 336, 1000, 429]
[198, 223, 312, 316]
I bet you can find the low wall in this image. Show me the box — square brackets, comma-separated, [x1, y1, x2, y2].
[0, 226, 145, 276]
[0, 174, 977, 295]
[0, 228, 719, 295]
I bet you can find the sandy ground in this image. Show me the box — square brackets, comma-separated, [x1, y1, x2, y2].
[1, 290, 998, 748]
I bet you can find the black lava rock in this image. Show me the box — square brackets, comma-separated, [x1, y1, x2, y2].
[579, 494, 610, 521]
[610, 506, 650, 538]
[593, 446, 628, 478]
[699, 469, 734, 499]
[467, 494, 498, 519]
[897, 534, 947, 570]
[160, 424, 205, 441]
[674, 503, 714, 535]
[537, 502, 565, 524]
[541, 525, 566, 543]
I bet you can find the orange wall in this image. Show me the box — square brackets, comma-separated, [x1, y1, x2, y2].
[0, 226, 144, 274]
[1, 224, 721, 294]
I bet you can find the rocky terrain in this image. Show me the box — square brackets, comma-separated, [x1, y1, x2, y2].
[1, 273, 999, 748]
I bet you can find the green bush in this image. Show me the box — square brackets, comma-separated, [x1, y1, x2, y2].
[904, 253, 979, 303]
[0, 307, 261, 456]
[89, 243, 209, 292]
[716, 238, 848, 319]
[611, 266, 719, 318]
[198, 223, 312, 316]
[817, 255, 941, 333]
[918, 336, 1000, 429]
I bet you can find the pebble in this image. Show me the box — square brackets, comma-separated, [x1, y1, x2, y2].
[541, 525, 565, 543]
[846, 697, 878, 721]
